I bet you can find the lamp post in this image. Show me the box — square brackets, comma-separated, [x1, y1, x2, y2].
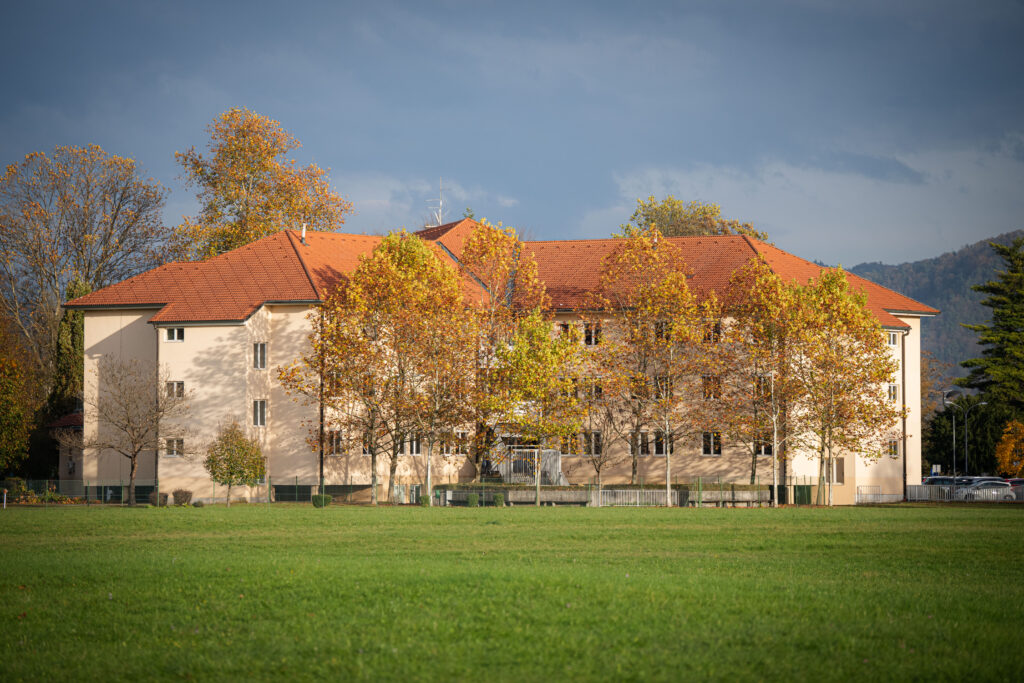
[964, 401, 988, 475]
[941, 389, 962, 482]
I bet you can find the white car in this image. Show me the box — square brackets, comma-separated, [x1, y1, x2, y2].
[955, 480, 1016, 502]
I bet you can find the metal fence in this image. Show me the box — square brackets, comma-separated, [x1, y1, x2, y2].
[855, 486, 904, 504]
[906, 485, 1022, 503]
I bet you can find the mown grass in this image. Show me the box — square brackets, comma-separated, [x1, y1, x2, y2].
[1, 504, 1022, 681]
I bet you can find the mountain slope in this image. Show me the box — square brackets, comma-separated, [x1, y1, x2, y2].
[849, 230, 1023, 378]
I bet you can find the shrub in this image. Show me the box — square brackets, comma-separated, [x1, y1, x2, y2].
[419, 495, 430, 507]
[311, 494, 333, 508]
[467, 493, 479, 508]
[192, 500, 204, 508]
[172, 489, 192, 506]
[493, 493, 504, 507]
[148, 491, 169, 507]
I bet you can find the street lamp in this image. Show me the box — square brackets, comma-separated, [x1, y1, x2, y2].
[964, 401, 988, 475]
[941, 389, 962, 482]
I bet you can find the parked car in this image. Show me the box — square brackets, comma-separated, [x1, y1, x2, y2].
[954, 480, 1016, 501]
[969, 476, 1005, 484]
[921, 476, 955, 486]
[1004, 478, 1024, 488]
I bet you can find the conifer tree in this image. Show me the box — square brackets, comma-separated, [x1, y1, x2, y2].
[959, 237, 1024, 412]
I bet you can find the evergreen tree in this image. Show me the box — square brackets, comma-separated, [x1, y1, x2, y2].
[48, 277, 90, 417]
[959, 237, 1024, 412]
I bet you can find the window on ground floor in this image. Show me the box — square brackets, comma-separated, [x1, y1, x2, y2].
[702, 431, 722, 456]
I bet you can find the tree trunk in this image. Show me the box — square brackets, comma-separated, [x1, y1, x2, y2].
[750, 450, 758, 486]
[370, 452, 378, 505]
[771, 420, 778, 508]
[387, 449, 399, 504]
[597, 470, 602, 508]
[664, 426, 672, 508]
[631, 432, 638, 485]
[425, 441, 433, 506]
[815, 441, 826, 506]
[128, 455, 138, 506]
[226, 483, 232, 508]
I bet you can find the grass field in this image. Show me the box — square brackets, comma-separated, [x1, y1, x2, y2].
[2, 504, 1023, 682]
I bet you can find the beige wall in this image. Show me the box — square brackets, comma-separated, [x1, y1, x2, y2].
[80, 306, 928, 504]
[83, 309, 159, 483]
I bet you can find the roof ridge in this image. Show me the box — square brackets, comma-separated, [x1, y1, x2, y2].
[284, 229, 322, 300]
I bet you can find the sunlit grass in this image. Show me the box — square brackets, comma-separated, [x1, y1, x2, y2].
[1, 505, 1022, 681]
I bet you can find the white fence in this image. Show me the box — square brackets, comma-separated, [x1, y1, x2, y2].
[907, 485, 1021, 503]
[599, 489, 685, 507]
[855, 486, 903, 504]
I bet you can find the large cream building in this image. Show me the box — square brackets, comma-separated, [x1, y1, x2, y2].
[65, 219, 938, 504]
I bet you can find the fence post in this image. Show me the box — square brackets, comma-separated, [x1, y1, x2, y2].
[267, 476, 271, 508]
[120, 479, 124, 507]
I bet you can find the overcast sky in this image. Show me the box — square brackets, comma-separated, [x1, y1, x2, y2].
[3, 0, 1022, 265]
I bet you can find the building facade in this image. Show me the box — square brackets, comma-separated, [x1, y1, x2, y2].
[66, 219, 938, 504]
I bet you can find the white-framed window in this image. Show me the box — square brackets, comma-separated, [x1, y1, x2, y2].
[361, 438, 371, 456]
[654, 320, 670, 340]
[755, 434, 773, 456]
[653, 430, 673, 456]
[559, 322, 571, 336]
[584, 322, 601, 346]
[635, 431, 651, 456]
[327, 430, 344, 456]
[704, 321, 722, 343]
[165, 381, 184, 398]
[561, 433, 580, 454]
[888, 331, 899, 346]
[887, 439, 900, 457]
[253, 399, 267, 427]
[888, 384, 899, 402]
[165, 328, 184, 342]
[405, 434, 421, 455]
[166, 438, 184, 457]
[253, 342, 267, 369]
[580, 431, 602, 456]
[702, 375, 721, 400]
[441, 431, 469, 455]
[826, 457, 846, 485]
[702, 431, 722, 456]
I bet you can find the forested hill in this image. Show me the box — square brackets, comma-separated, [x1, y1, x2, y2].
[849, 230, 1024, 379]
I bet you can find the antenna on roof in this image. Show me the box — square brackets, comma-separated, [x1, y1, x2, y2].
[300, 223, 307, 245]
[425, 178, 445, 227]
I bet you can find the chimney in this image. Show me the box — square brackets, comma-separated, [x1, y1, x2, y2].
[300, 223, 307, 245]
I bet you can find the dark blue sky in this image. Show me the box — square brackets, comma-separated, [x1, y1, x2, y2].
[3, 0, 1022, 264]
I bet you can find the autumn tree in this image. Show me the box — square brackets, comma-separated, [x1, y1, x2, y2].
[0, 145, 168, 393]
[588, 226, 712, 498]
[280, 231, 471, 505]
[174, 107, 352, 260]
[571, 370, 623, 502]
[0, 318, 36, 472]
[995, 420, 1024, 478]
[791, 269, 904, 506]
[70, 356, 190, 505]
[459, 219, 548, 480]
[617, 196, 767, 240]
[958, 237, 1024, 412]
[204, 420, 266, 507]
[721, 256, 807, 502]
[501, 311, 584, 501]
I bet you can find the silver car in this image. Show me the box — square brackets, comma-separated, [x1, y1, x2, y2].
[955, 480, 1017, 502]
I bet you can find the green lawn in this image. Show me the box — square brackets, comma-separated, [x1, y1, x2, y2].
[1, 504, 1022, 682]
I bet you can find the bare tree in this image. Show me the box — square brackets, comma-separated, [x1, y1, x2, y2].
[58, 356, 189, 505]
[0, 145, 169, 391]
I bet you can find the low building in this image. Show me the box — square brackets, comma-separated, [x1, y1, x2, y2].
[65, 219, 938, 504]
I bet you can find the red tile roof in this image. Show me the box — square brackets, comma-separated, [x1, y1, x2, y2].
[66, 225, 938, 329]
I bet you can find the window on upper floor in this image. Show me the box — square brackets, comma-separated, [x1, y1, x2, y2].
[165, 381, 184, 399]
[253, 399, 267, 427]
[165, 328, 184, 342]
[584, 322, 602, 346]
[704, 321, 722, 343]
[166, 438, 184, 457]
[702, 375, 721, 400]
[888, 331, 899, 346]
[327, 430, 344, 456]
[653, 430, 673, 456]
[888, 384, 899, 402]
[405, 434, 422, 456]
[702, 431, 722, 456]
[254, 342, 267, 369]
[755, 434, 773, 456]
[887, 439, 900, 457]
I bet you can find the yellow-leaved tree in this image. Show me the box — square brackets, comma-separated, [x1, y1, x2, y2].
[995, 421, 1024, 478]
[792, 269, 905, 506]
[617, 196, 767, 240]
[174, 107, 352, 260]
